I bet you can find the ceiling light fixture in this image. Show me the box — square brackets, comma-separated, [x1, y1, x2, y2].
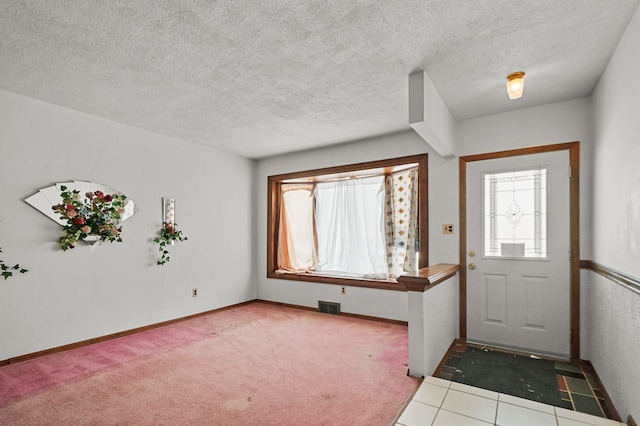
[506, 71, 525, 100]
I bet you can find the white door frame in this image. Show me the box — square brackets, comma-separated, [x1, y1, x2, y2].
[459, 142, 581, 360]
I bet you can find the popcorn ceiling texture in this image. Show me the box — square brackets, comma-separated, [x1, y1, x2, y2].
[0, 1, 638, 158]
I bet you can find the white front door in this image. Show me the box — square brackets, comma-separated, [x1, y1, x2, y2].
[466, 150, 571, 357]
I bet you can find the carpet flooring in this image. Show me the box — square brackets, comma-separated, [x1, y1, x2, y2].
[0, 302, 418, 425]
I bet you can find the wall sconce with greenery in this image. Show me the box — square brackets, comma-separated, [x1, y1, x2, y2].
[0, 248, 27, 280]
[154, 198, 187, 265]
[154, 222, 188, 265]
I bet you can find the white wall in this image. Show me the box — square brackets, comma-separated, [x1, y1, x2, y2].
[407, 275, 459, 377]
[589, 4, 640, 421]
[422, 275, 459, 375]
[593, 9, 640, 277]
[0, 90, 255, 360]
[254, 131, 459, 321]
[584, 272, 640, 421]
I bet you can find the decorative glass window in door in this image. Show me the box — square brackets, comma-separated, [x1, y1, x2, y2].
[483, 167, 547, 259]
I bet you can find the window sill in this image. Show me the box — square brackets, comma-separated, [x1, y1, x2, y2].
[266, 271, 406, 291]
[267, 263, 461, 292]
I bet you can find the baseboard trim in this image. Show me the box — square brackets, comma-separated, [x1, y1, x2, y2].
[257, 299, 408, 326]
[1, 299, 406, 367]
[0, 300, 256, 366]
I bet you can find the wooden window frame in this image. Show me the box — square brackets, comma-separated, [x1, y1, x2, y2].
[267, 154, 429, 291]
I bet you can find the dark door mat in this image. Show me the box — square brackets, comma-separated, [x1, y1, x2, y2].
[452, 346, 562, 407]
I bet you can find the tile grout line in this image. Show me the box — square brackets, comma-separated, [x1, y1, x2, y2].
[581, 365, 607, 418]
[562, 375, 578, 412]
[428, 383, 449, 426]
[565, 366, 607, 418]
[580, 366, 609, 419]
[431, 381, 497, 426]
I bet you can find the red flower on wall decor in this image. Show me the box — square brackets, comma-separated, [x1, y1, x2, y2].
[25, 181, 138, 251]
[52, 186, 128, 251]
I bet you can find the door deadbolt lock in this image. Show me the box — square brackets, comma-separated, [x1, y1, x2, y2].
[469, 251, 476, 257]
[468, 263, 476, 270]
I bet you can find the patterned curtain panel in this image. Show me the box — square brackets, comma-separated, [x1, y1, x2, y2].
[384, 168, 419, 279]
[277, 184, 318, 272]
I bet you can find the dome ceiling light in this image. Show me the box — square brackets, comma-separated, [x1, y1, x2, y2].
[506, 71, 525, 100]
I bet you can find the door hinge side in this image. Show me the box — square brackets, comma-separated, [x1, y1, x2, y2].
[568, 165, 572, 178]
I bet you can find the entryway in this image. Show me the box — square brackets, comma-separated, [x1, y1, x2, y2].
[395, 354, 626, 426]
[434, 341, 620, 420]
[459, 142, 581, 359]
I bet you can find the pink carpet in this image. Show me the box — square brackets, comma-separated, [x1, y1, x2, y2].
[0, 301, 418, 425]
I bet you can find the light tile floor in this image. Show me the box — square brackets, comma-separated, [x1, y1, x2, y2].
[396, 376, 627, 426]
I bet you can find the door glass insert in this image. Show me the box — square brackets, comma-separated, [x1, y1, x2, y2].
[483, 167, 547, 259]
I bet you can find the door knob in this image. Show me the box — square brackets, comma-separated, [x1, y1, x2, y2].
[468, 263, 476, 270]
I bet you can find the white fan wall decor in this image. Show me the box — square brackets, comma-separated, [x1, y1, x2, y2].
[25, 181, 137, 247]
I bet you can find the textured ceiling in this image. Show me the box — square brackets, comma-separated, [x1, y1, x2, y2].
[1, 1, 638, 159]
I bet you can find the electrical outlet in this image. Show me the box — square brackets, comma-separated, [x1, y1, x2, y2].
[443, 224, 454, 234]
[341, 287, 346, 295]
[192, 288, 198, 298]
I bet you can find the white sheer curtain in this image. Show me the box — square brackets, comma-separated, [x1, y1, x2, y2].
[313, 176, 388, 279]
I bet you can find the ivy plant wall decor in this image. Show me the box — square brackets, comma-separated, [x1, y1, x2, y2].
[0, 247, 27, 280]
[154, 198, 188, 265]
[154, 222, 188, 265]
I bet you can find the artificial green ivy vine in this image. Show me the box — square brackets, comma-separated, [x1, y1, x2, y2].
[153, 222, 188, 265]
[0, 247, 28, 280]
